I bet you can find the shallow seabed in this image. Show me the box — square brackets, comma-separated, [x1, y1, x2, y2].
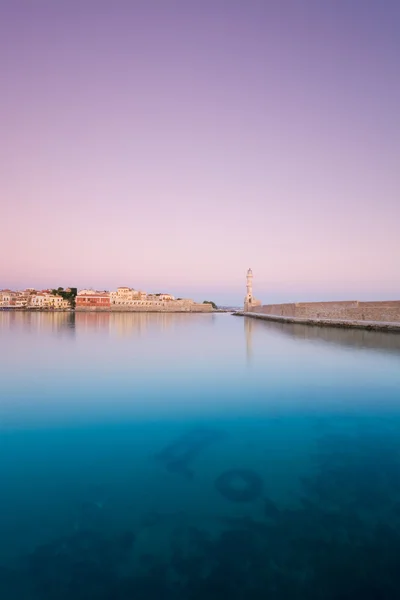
[1, 311, 400, 599]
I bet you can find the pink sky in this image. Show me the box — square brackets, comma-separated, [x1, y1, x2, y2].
[1, 1, 399, 305]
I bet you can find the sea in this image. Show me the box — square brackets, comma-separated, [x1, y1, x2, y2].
[1, 310, 400, 599]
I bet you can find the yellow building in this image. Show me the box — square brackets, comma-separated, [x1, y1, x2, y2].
[0, 290, 15, 307]
[110, 287, 145, 306]
[30, 293, 70, 309]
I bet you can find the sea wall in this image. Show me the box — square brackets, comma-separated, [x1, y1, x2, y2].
[248, 301, 400, 323]
[75, 302, 213, 313]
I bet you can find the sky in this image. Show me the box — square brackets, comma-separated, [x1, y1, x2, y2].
[1, 0, 399, 305]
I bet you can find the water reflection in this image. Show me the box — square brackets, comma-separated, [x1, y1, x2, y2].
[0, 311, 76, 335]
[2, 312, 400, 357]
[244, 316, 400, 356]
[5, 311, 399, 357]
[0, 311, 217, 338]
[244, 317, 254, 364]
[1, 314, 400, 598]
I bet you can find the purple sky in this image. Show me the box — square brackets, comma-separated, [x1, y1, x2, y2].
[1, 0, 399, 305]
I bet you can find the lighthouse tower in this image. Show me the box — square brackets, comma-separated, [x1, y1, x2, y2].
[244, 268, 253, 311]
[244, 268, 261, 312]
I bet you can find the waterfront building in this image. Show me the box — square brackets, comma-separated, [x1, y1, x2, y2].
[76, 291, 111, 309]
[110, 287, 145, 306]
[0, 290, 15, 307]
[30, 293, 70, 309]
[51, 295, 70, 309]
[76, 286, 212, 312]
[77, 289, 98, 295]
[25, 294, 42, 307]
[110, 287, 178, 307]
[1, 289, 37, 308]
[1, 286, 212, 312]
[1, 289, 69, 309]
[14, 290, 31, 307]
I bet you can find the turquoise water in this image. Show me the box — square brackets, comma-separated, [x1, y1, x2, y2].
[1, 311, 400, 599]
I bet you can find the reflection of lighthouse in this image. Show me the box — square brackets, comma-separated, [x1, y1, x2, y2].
[245, 316, 253, 363]
[244, 268, 261, 312]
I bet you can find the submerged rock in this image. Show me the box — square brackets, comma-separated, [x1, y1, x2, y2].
[154, 427, 226, 479]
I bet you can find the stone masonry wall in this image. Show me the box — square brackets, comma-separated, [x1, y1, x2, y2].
[249, 301, 400, 323]
[76, 302, 213, 313]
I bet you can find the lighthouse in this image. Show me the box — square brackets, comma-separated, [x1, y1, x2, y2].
[245, 268, 253, 310]
[244, 268, 261, 312]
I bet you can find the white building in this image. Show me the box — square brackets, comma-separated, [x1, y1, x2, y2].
[110, 287, 146, 306]
[30, 293, 70, 309]
[14, 291, 31, 307]
[0, 290, 15, 307]
[77, 289, 98, 295]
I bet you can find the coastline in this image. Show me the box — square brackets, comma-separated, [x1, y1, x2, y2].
[234, 311, 400, 333]
[0, 307, 215, 314]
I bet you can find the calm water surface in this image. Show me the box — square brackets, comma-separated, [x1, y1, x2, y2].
[1, 312, 400, 599]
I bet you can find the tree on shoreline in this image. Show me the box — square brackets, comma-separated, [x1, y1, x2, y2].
[203, 300, 218, 310]
[51, 287, 78, 308]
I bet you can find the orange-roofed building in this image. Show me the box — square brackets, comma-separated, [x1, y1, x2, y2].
[76, 291, 111, 308]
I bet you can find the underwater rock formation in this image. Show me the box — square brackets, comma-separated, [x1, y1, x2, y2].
[21, 528, 137, 600]
[3, 493, 400, 599]
[214, 469, 263, 502]
[3, 428, 400, 598]
[154, 427, 226, 478]
[308, 431, 400, 514]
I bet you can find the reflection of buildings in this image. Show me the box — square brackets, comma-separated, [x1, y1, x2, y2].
[73, 311, 213, 338]
[0, 310, 75, 334]
[107, 312, 214, 337]
[0, 311, 215, 338]
[109, 312, 173, 337]
[74, 312, 112, 333]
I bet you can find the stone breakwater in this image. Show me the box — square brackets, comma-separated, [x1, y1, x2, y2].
[249, 301, 400, 323]
[235, 300, 400, 332]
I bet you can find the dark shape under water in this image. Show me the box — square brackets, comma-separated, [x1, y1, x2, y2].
[215, 469, 263, 502]
[303, 431, 400, 515]
[21, 528, 141, 599]
[154, 427, 226, 478]
[6, 491, 400, 599]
